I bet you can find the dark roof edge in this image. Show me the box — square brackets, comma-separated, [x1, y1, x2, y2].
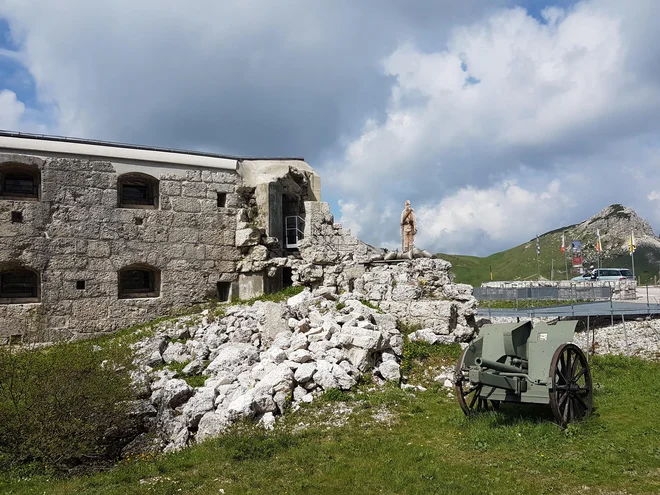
[0, 129, 305, 162]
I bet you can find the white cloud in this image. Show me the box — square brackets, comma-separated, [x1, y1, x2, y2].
[3, 0, 660, 256]
[0, 89, 25, 128]
[329, 1, 660, 255]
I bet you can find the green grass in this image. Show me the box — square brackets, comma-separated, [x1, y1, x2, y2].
[2, 354, 658, 494]
[231, 285, 304, 306]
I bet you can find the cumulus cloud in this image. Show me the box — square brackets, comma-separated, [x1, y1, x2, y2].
[0, 0, 505, 157]
[3, 0, 660, 256]
[0, 89, 24, 128]
[329, 1, 660, 254]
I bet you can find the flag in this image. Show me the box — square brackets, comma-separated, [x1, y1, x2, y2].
[561, 232, 565, 253]
[630, 230, 636, 255]
[536, 235, 541, 255]
[596, 229, 602, 252]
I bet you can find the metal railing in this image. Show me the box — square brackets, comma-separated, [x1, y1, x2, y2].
[474, 285, 612, 302]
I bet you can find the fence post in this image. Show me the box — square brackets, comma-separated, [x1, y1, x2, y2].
[586, 314, 590, 362]
[610, 288, 614, 328]
[621, 314, 629, 355]
[488, 301, 491, 320]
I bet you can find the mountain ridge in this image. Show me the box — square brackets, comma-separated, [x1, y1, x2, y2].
[437, 204, 660, 286]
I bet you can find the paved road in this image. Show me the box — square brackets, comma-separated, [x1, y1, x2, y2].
[477, 300, 660, 318]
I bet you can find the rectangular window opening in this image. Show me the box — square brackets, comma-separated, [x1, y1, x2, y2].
[9, 334, 23, 345]
[217, 192, 227, 208]
[118, 269, 160, 299]
[216, 281, 231, 302]
[0, 271, 39, 299]
[134, 217, 144, 225]
[11, 211, 23, 223]
[76, 280, 86, 290]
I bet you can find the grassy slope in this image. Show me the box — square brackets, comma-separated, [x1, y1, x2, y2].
[2, 352, 659, 495]
[439, 233, 660, 287]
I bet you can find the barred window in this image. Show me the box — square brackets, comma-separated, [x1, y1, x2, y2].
[118, 173, 158, 208]
[0, 165, 40, 200]
[0, 268, 40, 302]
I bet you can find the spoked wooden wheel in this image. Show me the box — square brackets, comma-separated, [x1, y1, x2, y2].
[455, 348, 500, 415]
[549, 343, 592, 427]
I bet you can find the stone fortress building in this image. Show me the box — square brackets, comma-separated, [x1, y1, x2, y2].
[0, 131, 327, 342]
[0, 131, 473, 346]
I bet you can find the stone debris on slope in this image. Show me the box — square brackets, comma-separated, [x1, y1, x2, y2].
[129, 286, 476, 453]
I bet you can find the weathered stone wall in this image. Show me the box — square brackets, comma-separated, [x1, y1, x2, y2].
[0, 152, 242, 342]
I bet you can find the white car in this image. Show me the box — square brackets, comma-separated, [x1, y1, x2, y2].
[571, 268, 634, 282]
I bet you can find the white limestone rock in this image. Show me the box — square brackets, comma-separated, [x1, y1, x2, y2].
[205, 343, 260, 375]
[181, 387, 217, 428]
[259, 412, 276, 430]
[264, 347, 288, 364]
[287, 288, 313, 307]
[332, 364, 357, 390]
[288, 349, 313, 363]
[313, 360, 339, 390]
[289, 332, 309, 351]
[338, 327, 382, 350]
[162, 342, 193, 364]
[196, 411, 232, 442]
[294, 362, 317, 383]
[227, 391, 256, 419]
[182, 359, 205, 376]
[161, 379, 193, 409]
[378, 361, 401, 382]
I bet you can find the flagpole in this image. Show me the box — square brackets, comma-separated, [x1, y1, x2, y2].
[631, 230, 636, 279]
[562, 231, 568, 280]
[536, 235, 541, 280]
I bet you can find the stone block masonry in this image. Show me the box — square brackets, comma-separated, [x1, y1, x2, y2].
[0, 152, 242, 342]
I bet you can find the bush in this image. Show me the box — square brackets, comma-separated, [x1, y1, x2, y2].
[0, 338, 136, 473]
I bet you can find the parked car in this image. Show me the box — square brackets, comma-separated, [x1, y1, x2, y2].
[571, 268, 634, 282]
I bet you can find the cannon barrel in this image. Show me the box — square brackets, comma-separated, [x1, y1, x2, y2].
[475, 357, 525, 374]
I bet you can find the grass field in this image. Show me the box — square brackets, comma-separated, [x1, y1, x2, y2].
[438, 237, 660, 287]
[2, 351, 659, 495]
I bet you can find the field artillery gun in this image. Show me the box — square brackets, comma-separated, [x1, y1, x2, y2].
[455, 320, 592, 426]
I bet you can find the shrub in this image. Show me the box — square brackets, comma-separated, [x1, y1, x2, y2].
[0, 338, 136, 473]
[321, 388, 352, 402]
[359, 299, 382, 313]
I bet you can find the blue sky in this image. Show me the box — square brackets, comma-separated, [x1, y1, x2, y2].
[2, 0, 660, 256]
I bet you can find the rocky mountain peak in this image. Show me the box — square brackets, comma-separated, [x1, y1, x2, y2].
[576, 204, 655, 239]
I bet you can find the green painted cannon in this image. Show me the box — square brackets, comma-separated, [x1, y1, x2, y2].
[454, 320, 592, 426]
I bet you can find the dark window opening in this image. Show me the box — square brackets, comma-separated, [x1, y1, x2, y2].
[216, 281, 231, 302]
[217, 192, 227, 208]
[134, 217, 143, 225]
[76, 280, 86, 290]
[11, 211, 23, 223]
[282, 267, 293, 288]
[9, 334, 22, 345]
[118, 174, 158, 208]
[118, 267, 160, 299]
[0, 166, 40, 200]
[0, 269, 40, 301]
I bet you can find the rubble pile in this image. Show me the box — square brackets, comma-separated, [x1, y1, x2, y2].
[128, 290, 405, 453]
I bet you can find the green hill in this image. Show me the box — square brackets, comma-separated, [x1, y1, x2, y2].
[438, 204, 660, 287]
